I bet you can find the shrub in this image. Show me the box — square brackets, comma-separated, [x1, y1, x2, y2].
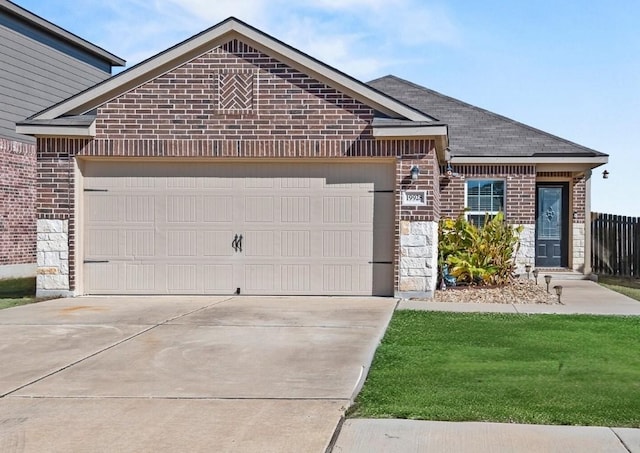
[439, 212, 523, 286]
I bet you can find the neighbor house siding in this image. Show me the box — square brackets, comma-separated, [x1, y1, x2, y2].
[0, 138, 36, 268]
[1, 5, 119, 279]
[0, 23, 111, 142]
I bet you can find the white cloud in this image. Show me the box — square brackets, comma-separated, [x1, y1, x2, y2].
[89, 0, 460, 80]
[21, 0, 459, 81]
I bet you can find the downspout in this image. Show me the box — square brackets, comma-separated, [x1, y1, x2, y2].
[584, 170, 592, 275]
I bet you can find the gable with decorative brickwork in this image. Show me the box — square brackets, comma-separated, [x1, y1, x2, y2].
[94, 39, 375, 142]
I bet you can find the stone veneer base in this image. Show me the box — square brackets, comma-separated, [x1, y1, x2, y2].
[36, 219, 70, 298]
[397, 220, 438, 298]
[515, 224, 536, 274]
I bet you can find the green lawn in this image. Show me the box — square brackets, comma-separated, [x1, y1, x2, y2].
[599, 276, 640, 302]
[351, 311, 640, 427]
[0, 277, 38, 310]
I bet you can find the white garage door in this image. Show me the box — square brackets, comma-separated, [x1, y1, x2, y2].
[81, 160, 395, 296]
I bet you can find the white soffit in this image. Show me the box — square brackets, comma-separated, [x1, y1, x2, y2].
[452, 156, 609, 165]
[16, 123, 95, 137]
[373, 125, 448, 138]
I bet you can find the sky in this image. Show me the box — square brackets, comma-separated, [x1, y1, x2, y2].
[15, 0, 640, 216]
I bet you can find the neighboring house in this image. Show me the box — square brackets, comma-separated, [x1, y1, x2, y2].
[369, 75, 608, 276]
[17, 17, 606, 299]
[0, 0, 124, 279]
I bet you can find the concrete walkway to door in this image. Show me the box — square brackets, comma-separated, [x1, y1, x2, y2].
[0, 295, 396, 452]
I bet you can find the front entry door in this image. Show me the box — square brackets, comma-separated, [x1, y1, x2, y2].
[535, 183, 569, 267]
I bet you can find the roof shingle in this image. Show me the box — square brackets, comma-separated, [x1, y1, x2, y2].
[368, 75, 607, 159]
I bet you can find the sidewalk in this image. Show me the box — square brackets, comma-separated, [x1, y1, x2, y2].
[333, 419, 640, 452]
[332, 280, 640, 452]
[398, 280, 640, 315]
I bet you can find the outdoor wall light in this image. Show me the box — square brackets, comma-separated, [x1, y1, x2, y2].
[410, 165, 420, 182]
[525, 264, 532, 279]
[554, 285, 563, 304]
[544, 275, 552, 293]
[532, 269, 539, 285]
[602, 170, 609, 179]
[445, 162, 454, 177]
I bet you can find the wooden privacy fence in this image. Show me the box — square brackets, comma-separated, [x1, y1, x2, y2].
[591, 212, 640, 276]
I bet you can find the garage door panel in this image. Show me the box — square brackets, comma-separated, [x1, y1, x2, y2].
[124, 176, 156, 189]
[86, 229, 120, 257]
[125, 263, 156, 292]
[125, 230, 155, 257]
[280, 265, 311, 292]
[167, 231, 197, 256]
[372, 193, 395, 262]
[203, 264, 234, 291]
[357, 231, 373, 258]
[244, 231, 274, 257]
[125, 196, 155, 223]
[167, 177, 197, 189]
[244, 265, 275, 292]
[167, 196, 198, 223]
[167, 264, 198, 293]
[82, 161, 394, 296]
[281, 231, 310, 257]
[323, 265, 354, 292]
[202, 176, 233, 189]
[280, 197, 310, 223]
[86, 195, 121, 223]
[202, 196, 233, 222]
[322, 231, 352, 257]
[323, 197, 352, 223]
[244, 197, 274, 223]
[202, 231, 234, 256]
[84, 262, 122, 293]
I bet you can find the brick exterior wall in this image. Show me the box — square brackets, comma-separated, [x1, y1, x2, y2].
[439, 164, 536, 224]
[0, 138, 37, 268]
[94, 40, 374, 141]
[572, 175, 586, 222]
[36, 38, 438, 294]
[438, 166, 589, 272]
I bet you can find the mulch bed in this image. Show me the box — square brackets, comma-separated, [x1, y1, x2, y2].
[430, 279, 558, 304]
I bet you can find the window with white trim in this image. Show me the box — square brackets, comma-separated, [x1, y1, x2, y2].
[465, 179, 505, 227]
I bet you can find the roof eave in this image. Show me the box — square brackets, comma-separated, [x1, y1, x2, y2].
[16, 122, 95, 138]
[373, 124, 449, 159]
[452, 155, 608, 172]
[372, 124, 448, 138]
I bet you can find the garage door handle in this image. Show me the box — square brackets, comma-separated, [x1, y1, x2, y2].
[237, 234, 243, 252]
[232, 234, 239, 252]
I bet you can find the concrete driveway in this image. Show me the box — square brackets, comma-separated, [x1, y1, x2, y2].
[0, 295, 396, 452]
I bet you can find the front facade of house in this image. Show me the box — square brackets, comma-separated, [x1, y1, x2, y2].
[19, 18, 606, 298]
[370, 76, 607, 279]
[0, 0, 124, 279]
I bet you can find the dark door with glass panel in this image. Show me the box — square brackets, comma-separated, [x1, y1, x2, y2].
[535, 183, 569, 267]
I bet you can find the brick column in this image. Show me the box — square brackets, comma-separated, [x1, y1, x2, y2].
[396, 148, 440, 298]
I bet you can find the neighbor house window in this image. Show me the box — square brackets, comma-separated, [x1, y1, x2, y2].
[465, 179, 505, 227]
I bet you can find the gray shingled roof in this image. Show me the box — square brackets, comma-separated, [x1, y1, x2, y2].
[368, 75, 607, 158]
[16, 114, 96, 127]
